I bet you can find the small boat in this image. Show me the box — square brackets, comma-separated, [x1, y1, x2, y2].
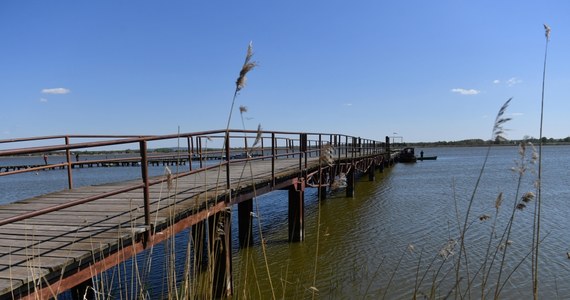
[417, 149, 437, 161]
[417, 156, 437, 161]
[398, 147, 417, 163]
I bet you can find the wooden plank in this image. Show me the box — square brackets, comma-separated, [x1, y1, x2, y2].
[0, 154, 346, 298]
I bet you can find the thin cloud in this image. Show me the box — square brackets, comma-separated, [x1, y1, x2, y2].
[511, 112, 524, 116]
[493, 79, 501, 84]
[507, 77, 522, 87]
[451, 88, 480, 95]
[39, 98, 48, 103]
[344, 103, 353, 107]
[42, 88, 71, 94]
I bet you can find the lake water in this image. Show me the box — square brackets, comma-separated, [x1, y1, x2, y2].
[2, 146, 570, 299]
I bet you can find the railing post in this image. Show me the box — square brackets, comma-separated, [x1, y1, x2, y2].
[271, 133, 276, 187]
[260, 135, 265, 159]
[300, 133, 307, 171]
[199, 137, 204, 168]
[139, 140, 151, 247]
[187, 136, 193, 171]
[65, 136, 73, 189]
[225, 132, 231, 191]
[343, 136, 346, 158]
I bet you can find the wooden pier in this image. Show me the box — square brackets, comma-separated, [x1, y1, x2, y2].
[0, 131, 399, 299]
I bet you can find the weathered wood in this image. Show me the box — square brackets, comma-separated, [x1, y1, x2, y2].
[0, 153, 383, 299]
[288, 181, 305, 242]
[238, 199, 253, 247]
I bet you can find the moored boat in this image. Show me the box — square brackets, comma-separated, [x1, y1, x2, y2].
[398, 147, 417, 163]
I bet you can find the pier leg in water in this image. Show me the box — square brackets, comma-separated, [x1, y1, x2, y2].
[238, 199, 253, 248]
[192, 220, 208, 271]
[319, 185, 327, 201]
[319, 169, 327, 201]
[208, 211, 233, 297]
[70, 278, 94, 300]
[368, 161, 376, 181]
[288, 180, 305, 242]
[346, 168, 355, 198]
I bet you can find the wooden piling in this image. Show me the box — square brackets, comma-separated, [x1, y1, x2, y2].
[319, 185, 327, 201]
[346, 167, 355, 198]
[208, 211, 233, 297]
[368, 161, 376, 181]
[288, 180, 305, 242]
[238, 199, 254, 247]
[192, 221, 208, 271]
[70, 278, 94, 300]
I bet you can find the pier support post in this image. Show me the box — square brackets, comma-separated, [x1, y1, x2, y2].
[238, 199, 254, 248]
[70, 278, 94, 300]
[346, 168, 355, 198]
[318, 169, 327, 200]
[368, 161, 376, 181]
[319, 185, 327, 201]
[288, 180, 305, 242]
[192, 220, 208, 270]
[208, 211, 233, 297]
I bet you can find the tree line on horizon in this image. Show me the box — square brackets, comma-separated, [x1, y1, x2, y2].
[409, 136, 570, 147]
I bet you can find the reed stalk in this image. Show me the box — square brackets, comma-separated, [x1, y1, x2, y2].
[532, 23, 550, 299]
[454, 98, 512, 297]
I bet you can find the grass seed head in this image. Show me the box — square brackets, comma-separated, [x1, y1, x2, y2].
[165, 166, 173, 190]
[544, 23, 551, 41]
[319, 143, 335, 166]
[492, 98, 513, 142]
[521, 191, 535, 203]
[236, 41, 258, 92]
[252, 124, 262, 148]
[495, 192, 503, 210]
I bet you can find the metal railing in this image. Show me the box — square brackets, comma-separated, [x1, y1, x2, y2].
[0, 130, 387, 228]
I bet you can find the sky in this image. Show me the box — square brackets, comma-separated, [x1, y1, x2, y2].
[1, 1, 568, 145]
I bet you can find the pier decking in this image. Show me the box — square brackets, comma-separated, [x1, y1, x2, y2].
[0, 131, 397, 299]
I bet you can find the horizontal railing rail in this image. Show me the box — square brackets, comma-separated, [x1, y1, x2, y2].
[0, 129, 388, 230]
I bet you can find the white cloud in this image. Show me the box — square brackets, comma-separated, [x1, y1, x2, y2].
[344, 103, 353, 107]
[451, 88, 480, 95]
[507, 77, 522, 87]
[41, 88, 71, 94]
[493, 79, 500, 84]
[39, 98, 48, 103]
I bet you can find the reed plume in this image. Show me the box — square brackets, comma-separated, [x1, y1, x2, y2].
[492, 98, 512, 142]
[236, 42, 257, 92]
[319, 143, 335, 167]
[225, 42, 258, 132]
[251, 124, 262, 149]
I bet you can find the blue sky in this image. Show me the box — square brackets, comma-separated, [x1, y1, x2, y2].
[1, 1, 568, 144]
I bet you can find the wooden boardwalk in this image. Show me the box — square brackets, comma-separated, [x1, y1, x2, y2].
[0, 131, 393, 299]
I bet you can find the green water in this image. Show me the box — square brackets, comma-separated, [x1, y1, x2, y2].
[227, 146, 570, 299]
[7, 146, 569, 299]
